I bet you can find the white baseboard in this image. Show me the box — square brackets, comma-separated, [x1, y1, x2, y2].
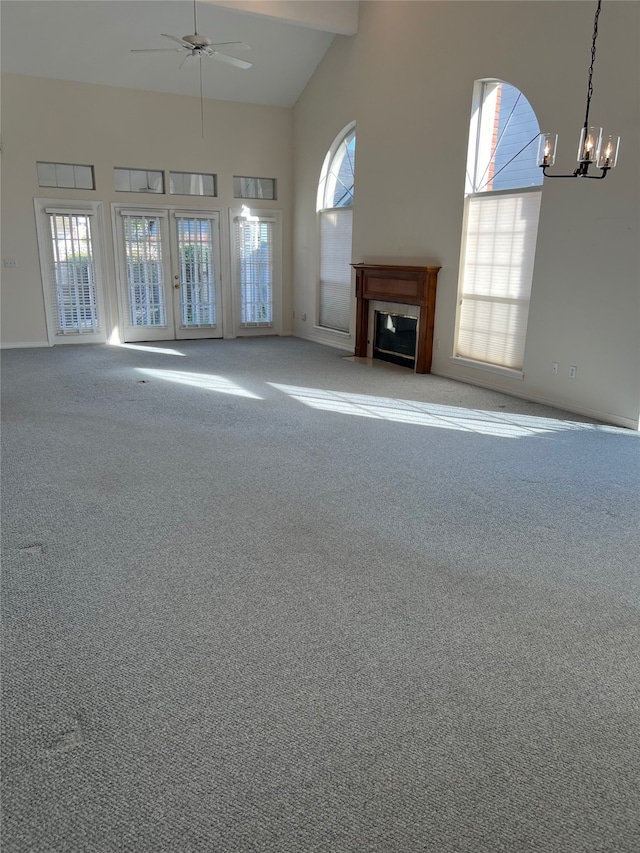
[1, 341, 50, 349]
[433, 368, 639, 431]
[294, 331, 353, 353]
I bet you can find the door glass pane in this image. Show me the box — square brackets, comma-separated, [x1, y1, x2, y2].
[122, 215, 166, 327]
[176, 217, 217, 326]
[48, 213, 99, 333]
[236, 219, 273, 325]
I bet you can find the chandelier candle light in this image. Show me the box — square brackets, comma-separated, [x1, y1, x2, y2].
[537, 0, 620, 179]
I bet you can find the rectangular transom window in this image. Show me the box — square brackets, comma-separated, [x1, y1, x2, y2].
[114, 168, 164, 194]
[37, 162, 95, 190]
[233, 176, 277, 200]
[170, 172, 217, 197]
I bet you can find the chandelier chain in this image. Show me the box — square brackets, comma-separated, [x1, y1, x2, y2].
[584, 0, 601, 129]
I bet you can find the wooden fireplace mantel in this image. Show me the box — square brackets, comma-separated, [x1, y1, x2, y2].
[352, 263, 441, 374]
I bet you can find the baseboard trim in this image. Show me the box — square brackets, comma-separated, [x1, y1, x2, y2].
[293, 331, 353, 353]
[433, 368, 639, 431]
[1, 341, 50, 349]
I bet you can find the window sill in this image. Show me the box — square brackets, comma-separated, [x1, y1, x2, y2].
[313, 325, 351, 338]
[449, 356, 524, 381]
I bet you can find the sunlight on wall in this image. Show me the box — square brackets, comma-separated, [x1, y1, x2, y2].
[136, 368, 262, 399]
[269, 383, 626, 438]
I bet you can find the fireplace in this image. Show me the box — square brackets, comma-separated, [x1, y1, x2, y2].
[373, 311, 418, 368]
[352, 263, 441, 373]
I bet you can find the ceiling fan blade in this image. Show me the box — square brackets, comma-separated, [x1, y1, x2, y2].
[131, 48, 182, 53]
[209, 41, 251, 51]
[161, 33, 190, 47]
[209, 52, 253, 70]
[179, 52, 196, 70]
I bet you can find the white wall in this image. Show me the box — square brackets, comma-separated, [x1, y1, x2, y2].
[293, 1, 640, 429]
[0, 73, 293, 346]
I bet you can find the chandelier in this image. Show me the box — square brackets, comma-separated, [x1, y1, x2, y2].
[536, 0, 620, 179]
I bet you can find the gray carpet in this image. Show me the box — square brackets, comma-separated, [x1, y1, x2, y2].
[2, 337, 639, 853]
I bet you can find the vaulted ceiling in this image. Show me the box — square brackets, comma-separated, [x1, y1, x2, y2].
[0, 1, 359, 107]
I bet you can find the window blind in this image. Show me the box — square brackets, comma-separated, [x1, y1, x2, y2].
[47, 212, 100, 334]
[234, 217, 274, 326]
[457, 190, 541, 369]
[319, 208, 352, 333]
[121, 214, 166, 327]
[176, 216, 217, 327]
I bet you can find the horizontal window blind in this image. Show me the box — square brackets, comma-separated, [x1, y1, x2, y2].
[47, 212, 100, 334]
[457, 190, 541, 369]
[121, 214, 166, 327]
[234, 217, 274, 326]
[176, 216, 217, 327]
[319, 208, 352, 332]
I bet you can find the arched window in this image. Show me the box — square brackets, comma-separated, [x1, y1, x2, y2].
[455, 80, 542, 372]
[316, 123, 356, 333]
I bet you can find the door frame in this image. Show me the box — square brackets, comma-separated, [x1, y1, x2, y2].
[229, 206, 282, 338]
[111, 202, 226, 344]
[169, 209, 224, 341]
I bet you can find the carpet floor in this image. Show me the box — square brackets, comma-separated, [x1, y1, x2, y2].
[2, 337, 639, 852]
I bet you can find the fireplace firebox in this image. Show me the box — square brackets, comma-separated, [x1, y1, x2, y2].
[374, 312, 418, 368]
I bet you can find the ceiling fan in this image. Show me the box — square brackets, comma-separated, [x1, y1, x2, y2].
[132, 0, 252, 71]
[131, 0, 252, 134]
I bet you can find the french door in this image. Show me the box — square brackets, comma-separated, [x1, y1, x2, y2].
[114, 207, 223, 342]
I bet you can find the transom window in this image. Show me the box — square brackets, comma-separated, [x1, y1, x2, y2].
[170, 172, 216, 197]
[466, 81, 543, 194]
[37, 162, 95, 190]
[114, 168, 164, 194]
[317, 125, 355, 210]
[233, 176, 277, 201]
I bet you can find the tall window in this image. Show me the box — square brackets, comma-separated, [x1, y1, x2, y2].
[231, 210, 278, 328]
[35, 200, 108, 344]
[455, 81, 543, 371]
[317, 123, 355, 333]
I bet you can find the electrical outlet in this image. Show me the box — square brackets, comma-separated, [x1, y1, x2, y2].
[3, 258, 17, 268]
[552, 362, 559, 374]
[569, 365, 577, 379]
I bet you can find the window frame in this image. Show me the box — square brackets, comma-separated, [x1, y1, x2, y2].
[454, 80, 543, 375]
[316, 122, 356, 335]
[34, 198, 109, 345]
[229, 207, 282, 337]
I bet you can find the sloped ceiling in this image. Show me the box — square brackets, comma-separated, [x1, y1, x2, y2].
[0, 0, 358, 106]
